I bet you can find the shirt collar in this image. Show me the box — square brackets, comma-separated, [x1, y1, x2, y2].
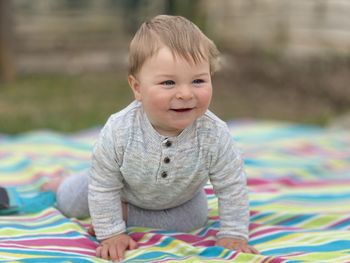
[139, 104, 196, 145]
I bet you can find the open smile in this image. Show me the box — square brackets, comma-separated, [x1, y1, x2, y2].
[171, 108, 193, 113]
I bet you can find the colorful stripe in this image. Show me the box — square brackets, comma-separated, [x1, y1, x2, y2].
[1, 121, 350, 262]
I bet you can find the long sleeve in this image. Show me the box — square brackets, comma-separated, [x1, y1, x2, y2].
[209, 125, 249, 241]
[88, 120, 125, 241]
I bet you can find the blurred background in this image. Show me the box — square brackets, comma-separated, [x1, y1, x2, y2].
[1, 0, 350, 134]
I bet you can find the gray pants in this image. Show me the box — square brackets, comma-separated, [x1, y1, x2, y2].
[56, 172, 208, 232]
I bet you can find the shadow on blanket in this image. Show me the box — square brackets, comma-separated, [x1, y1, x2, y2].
[0, 121, 349, 262]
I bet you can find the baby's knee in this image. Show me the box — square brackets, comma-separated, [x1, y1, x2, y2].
[56, 192, 88, 219]
[55, 175, 89, 219]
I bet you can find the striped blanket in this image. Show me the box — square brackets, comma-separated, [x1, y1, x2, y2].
[0, 121, 349, 262]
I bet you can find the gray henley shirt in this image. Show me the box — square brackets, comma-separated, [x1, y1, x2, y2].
[88, 101, 249, 241]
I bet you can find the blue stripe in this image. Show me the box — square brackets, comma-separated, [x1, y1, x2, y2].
[244, 158, 323, 169]
[250, 212, 274, 221]
[156, 237, 173, 247]
[278, 214, 316, 226]
[0, 232, 85, 241]
[123, 251, 181, 262]
[5, 134, 92, 151]
[0, 159, 31, 172]
[263, 240, 350, 255]
[198, 246, 225, 257]
[0, 218, 73, 230]
[250, 193, 350, 206]
[233, 125, 322, 143]
[0, 248, 88, 257]
[250, 232, 291, 245]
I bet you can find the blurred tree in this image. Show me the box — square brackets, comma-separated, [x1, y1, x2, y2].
[114, 0, 142, 35]
[0, 0, 16, 82]
[110, 0, 207, 36]
[62, 0, 91, 11]
[164, 0, 207, 31]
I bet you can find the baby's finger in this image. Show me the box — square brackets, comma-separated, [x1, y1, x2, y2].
[109, 246, 118, 261]
[239, 245, 259, 255]
[249, 246, 260, 254]
[100, 245, 110, 260]
[116, 243, 126, 262]
[129, 238, 138, 250]
[96, 245, 102, 258]
[241, 246, 251, 253]
[238, 246, 248, 253]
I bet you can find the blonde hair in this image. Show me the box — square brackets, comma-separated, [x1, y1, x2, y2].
[128, 15, 220, 76]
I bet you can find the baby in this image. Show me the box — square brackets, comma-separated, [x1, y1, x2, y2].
[44, 15, 258, 261]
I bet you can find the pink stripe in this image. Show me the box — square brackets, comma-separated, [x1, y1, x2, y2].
[250, 210, 259, 216]
[328, 217, 350, 228]
[249, 223, 262, 231]
[2, 238, 96, 250]
[204, 188, 214, 195]
[172, 234, 202, 243]
[137, 234, 163, 247]
[250, 225, 300, 238]
[248, 177, 350, 188]
[192, 240, 215, 247]
[261, 256, 286, 263]
[130, 232, 146, 242]
[0, 243, 96, 256]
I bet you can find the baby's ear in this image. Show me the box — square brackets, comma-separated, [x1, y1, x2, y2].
[128, 75, 142, 101]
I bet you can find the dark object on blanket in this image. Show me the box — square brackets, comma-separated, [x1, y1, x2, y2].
[0, 187, 10, 209]
[0, 186, 56, 215]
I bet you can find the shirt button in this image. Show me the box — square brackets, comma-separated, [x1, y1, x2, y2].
[163, 157, 170, 163]
[165, 140, 172, 147]
[161, 171, 168, 178]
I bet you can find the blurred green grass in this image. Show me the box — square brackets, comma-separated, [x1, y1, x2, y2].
[1, 61, 348, 134]
[0, 73, 133, 134]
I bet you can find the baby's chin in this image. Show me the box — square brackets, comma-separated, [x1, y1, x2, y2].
[171, 121, 196, 132]
[155, 122, 193, 137]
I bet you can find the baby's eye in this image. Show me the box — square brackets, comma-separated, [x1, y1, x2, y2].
[161, 80, 175, 86]
[193, 79, 205, 85]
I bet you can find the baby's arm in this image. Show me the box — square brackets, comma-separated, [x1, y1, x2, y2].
[209, 125, 258, 254]
[88, 121, 138, 259]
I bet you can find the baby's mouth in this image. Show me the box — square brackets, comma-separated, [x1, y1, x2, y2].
[171, 108, 193, 112]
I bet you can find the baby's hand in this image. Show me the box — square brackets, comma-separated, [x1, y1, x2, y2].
[96, 233, 138, 262]
[216, 237, 259, 254]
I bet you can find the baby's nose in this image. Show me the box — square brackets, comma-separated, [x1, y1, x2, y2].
[176, 85, 194, 100]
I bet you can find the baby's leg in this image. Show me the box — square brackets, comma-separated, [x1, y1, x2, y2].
[55, 171, 90, 219]
[127, 189, 208, 232]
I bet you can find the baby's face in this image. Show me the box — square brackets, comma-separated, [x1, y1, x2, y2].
[129, 46, 212, 137]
